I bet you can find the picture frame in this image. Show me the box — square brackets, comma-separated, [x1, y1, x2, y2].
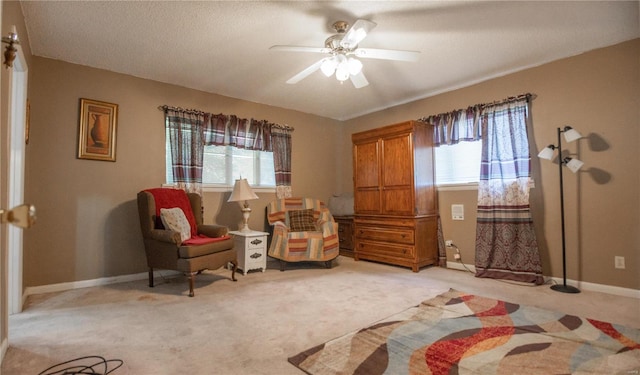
[77, 98, 118, 161]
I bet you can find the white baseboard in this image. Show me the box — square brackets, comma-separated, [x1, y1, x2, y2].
[447, 261, 476, 273]
[548, 277, 640, 299]
[22, 265, 640, 301]
[446, 261, 640, 299]
[24, 270, 181, 298]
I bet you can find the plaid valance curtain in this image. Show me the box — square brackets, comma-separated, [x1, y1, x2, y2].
[420, 106, 481, 147]
[162, 106, 293, 197]
[204, 114, 273, 151]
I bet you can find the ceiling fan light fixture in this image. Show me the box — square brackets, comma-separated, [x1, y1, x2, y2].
[272, 18, 416, 88]
[335, 62, 350, 81]
[320, 57, 337, 77]
[347, 57, 363, 75]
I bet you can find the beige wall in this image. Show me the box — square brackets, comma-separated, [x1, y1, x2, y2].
[341, 39, 640, 290]
[14, 22, 640, 292]
[24, 57, 342, 287]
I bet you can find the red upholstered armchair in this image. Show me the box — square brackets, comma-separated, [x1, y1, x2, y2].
[137, 188, 237, 297]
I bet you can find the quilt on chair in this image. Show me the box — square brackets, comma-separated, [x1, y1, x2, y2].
[267, 197, 339, 262]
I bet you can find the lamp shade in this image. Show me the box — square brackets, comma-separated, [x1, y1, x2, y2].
[228, 178, 258, 202]
[347, 57, 363, 75]
[537, 146, 555, 160]
[563, 127, 582, 143]
[320, 57, 337, 77]
[565, 158, 584, 173]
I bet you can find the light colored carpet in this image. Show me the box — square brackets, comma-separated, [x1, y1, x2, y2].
[3, 257, 639, 374]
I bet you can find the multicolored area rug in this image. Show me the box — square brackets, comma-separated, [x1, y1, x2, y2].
[289, 289, 640, 374]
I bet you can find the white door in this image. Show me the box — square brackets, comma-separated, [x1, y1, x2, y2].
[7, 45, 28, 314]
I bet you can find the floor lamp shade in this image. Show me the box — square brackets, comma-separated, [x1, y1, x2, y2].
[228, 178, 259, 232]
[563, 127, 582, 143]
[537, 146, 555, 160]
[537, 126, 583, 294]
[565, 158, 584, 173]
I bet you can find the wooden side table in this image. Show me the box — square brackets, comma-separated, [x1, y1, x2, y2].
[229, 230, 269, 275]
[334, 216, 354, 258]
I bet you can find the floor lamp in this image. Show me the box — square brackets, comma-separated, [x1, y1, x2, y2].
[538, 126, 583, 294]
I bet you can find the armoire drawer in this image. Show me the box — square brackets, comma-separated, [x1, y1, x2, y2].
[355, 226, 414, 245]
[356, 240, 415, 260]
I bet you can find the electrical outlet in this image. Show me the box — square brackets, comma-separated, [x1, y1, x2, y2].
[614, 256, 625, 269]
[453, 253, 461, 260]
[445, 240, 453, 247]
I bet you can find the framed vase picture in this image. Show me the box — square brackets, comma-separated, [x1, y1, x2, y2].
[77, 98, 118, 161]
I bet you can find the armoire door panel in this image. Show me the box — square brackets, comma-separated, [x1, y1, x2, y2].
[354, 141, 379, 188]
[382, 135, 412, 187]
[354, 189, 381, 213]
[382, 188, 413, 214]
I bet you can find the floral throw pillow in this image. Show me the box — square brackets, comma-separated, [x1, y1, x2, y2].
[160, 207, 192, 243]
[288, 209, 317, 232]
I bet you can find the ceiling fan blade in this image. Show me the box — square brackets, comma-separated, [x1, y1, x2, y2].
[270, 45, 330, 54]
[340, 19, 377, 49]
[354, 48, 420, 62]
[350, 71, 369, 89]
[286, 58, 326, 84]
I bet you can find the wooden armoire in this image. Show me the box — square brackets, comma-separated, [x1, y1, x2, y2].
[351, 120, 438, 272]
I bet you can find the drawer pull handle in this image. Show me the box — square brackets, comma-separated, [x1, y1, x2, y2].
[250, 239, 263, 245]
[250, 252, 262, 259]
[402, 249, 407, 254]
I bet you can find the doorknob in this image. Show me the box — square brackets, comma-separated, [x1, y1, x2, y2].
[0, 203, 36, 228]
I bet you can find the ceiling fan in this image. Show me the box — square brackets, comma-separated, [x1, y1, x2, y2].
[270, 19, 420, 88]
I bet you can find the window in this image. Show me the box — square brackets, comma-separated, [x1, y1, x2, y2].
[165, 143, 275, 188]
[434, 141, 482, 185]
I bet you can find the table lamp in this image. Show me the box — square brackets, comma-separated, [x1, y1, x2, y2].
[228, 178, 259, 232]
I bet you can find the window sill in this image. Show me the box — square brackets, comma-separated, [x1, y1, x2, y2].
[437, 183, 478, 191]
[163, 183, 276, 194]
[436, 178, 535, 191]
[204, 185, 275, 194]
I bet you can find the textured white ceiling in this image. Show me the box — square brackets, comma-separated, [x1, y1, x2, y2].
[20, 1, 640, 120]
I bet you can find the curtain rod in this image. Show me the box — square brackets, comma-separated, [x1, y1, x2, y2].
[158, 105, 294, 131]
[478, 93, 535, 108]
[420, 93, 535, 120]
[158, 105, 207, 116]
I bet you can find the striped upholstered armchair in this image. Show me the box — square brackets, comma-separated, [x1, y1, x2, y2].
[266, 197, 340, 271]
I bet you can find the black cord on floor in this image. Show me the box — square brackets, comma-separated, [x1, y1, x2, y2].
[38, 356, 123, 375]
[448, 243, 475, 274]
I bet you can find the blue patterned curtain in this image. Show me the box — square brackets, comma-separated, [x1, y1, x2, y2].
[474, 96, 543, 284]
